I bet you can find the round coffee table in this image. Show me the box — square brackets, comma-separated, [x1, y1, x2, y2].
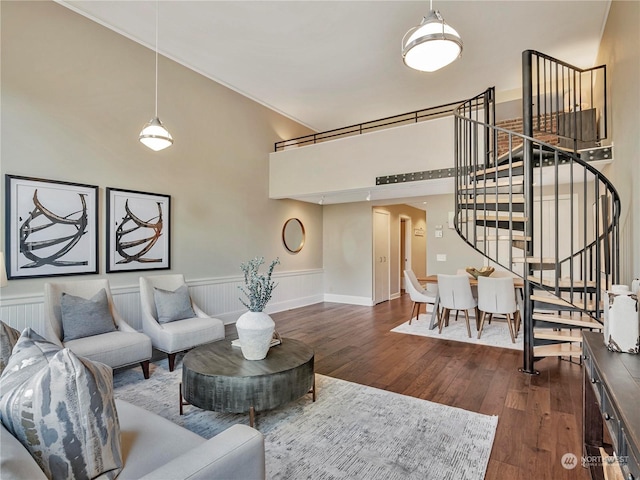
[181, 338, 315, 427]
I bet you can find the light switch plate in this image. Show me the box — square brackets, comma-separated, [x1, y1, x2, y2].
[435, 230, 443, 238]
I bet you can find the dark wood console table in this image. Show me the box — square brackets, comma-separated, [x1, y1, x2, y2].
[583, 331, 640, 479]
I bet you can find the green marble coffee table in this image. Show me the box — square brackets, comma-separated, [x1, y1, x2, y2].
[180, 338, 315, 427]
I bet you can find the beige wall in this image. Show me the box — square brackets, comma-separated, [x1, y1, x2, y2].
[596, 0, 640, 283]
[322, 202, 373, 303]
[425, 194, 486, 275]
[323, 202, 428, 303]
[0, 1, 321, 298]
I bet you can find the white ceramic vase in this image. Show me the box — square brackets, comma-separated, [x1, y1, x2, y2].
[235, 311, 275, 360]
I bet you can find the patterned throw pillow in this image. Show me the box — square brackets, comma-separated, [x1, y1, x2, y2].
[60, 288, 117, 341]
[153, 284, 196, 323]
[0, 348, 123, 479]
[0, 328, 61, 395]
[0, 321, 20, 374]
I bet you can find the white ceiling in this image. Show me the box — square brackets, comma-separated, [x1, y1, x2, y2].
[56, 0, 611, 210]
[58, 0, 610, 133]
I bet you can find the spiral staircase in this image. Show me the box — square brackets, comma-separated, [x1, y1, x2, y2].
[453, 51, 620, 374]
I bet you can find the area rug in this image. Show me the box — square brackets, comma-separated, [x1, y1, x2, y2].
[113, 358, 498, 480]
[391, 309, 523, 351]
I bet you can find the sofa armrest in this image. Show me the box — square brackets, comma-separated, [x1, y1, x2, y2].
[139, 424, 265, 480]
[1, 425, 48, 480]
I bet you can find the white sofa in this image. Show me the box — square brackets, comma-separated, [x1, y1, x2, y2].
[1, 399, 265, 480]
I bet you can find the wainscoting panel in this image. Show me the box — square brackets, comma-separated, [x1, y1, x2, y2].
[0, 269, 324, 336]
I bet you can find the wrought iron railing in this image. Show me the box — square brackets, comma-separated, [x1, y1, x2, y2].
[274, 100, 467, 152]
[455, 53, 618, 373]
[526, 50, 607, 148]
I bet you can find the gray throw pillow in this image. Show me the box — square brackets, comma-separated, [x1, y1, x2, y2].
[153, 284, 196, 324]
[0, 321, 20, 375]
[60, 289, 117, 341]
[0, 328, 61, 395]
[0, 348, 123, 479]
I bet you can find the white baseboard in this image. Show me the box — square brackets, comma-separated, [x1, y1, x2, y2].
[323, 294, 374, 306]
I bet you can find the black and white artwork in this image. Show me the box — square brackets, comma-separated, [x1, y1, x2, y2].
[106, 188, 170, 273]
[5, 175, 98, 279]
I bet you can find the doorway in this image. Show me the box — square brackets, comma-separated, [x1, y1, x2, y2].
[400, 216, 412, 291]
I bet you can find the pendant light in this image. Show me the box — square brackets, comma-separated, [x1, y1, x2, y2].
[402, 0, 463, 72]
[139, 1, 173, 151]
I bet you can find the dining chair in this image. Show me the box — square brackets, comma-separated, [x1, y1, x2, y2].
[437, 274, 478, 338]
[139, 274, 225, 371]
[476, 276, 520, 342]
[490, 270, 524, 320]
[404, 270, 439, 325]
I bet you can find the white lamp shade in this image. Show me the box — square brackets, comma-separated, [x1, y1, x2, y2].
[402, 10, 463, 72]
[0, 252, 8, 287]
[139, 117, 173, 151]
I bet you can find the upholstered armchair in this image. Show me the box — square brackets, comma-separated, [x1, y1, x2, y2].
[139, 274, 225, 371]
[43, 279, 152, 378]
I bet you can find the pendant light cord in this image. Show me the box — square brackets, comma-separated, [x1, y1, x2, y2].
[154, 0, 159, 118]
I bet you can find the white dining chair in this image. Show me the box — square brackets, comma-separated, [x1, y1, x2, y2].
[404, 270, 439, 325]
[437, 274, 478, 338]
[476, 276, 520, 342]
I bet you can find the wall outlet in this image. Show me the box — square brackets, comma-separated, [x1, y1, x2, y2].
[435, 230, 443, 238]
[437, 254, 447, 262]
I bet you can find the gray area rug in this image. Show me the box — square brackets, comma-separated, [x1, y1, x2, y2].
[114, 358, 498, 479]
[392, 309, 523, 351]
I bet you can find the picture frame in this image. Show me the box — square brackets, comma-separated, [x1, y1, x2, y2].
[5, 175, 98, 279]
[106, 187, 171, 273]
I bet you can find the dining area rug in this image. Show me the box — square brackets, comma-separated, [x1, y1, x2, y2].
[113, 359, 498, 479]
[391, 310, 523, 350]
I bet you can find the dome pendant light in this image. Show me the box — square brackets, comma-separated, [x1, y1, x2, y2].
[139, 1, 173, 151]
[402, 0, 463, 72]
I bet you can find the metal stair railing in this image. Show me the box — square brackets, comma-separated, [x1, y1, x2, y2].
[454, 77, 619, 374]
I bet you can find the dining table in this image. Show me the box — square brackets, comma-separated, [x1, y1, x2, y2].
[417, 274, 525, 330]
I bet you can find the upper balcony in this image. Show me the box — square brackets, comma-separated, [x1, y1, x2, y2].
[269, 103, 465, 206]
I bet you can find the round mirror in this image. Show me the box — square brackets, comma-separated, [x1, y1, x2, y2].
[282, 218, 305, 253]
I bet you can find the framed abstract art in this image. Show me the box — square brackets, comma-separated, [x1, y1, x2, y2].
[5, 175, 99, 279]
[106, 187, 171, 273]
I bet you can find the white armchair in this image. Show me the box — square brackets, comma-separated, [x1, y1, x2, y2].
[44, 279, 152, 378]
[139, 274, 225, 371]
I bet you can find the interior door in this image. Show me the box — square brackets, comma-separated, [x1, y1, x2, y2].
[373, 210, 390, 304]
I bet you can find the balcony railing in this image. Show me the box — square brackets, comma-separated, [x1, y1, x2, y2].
[274, 99, 472, 152]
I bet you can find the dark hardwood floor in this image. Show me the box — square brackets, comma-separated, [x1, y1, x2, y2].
[254, 294, 589, 480]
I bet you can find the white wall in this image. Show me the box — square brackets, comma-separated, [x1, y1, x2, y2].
[0, 269, 324, 334]
[597, 0, 640, 283]
[269, 117, 455, 198]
